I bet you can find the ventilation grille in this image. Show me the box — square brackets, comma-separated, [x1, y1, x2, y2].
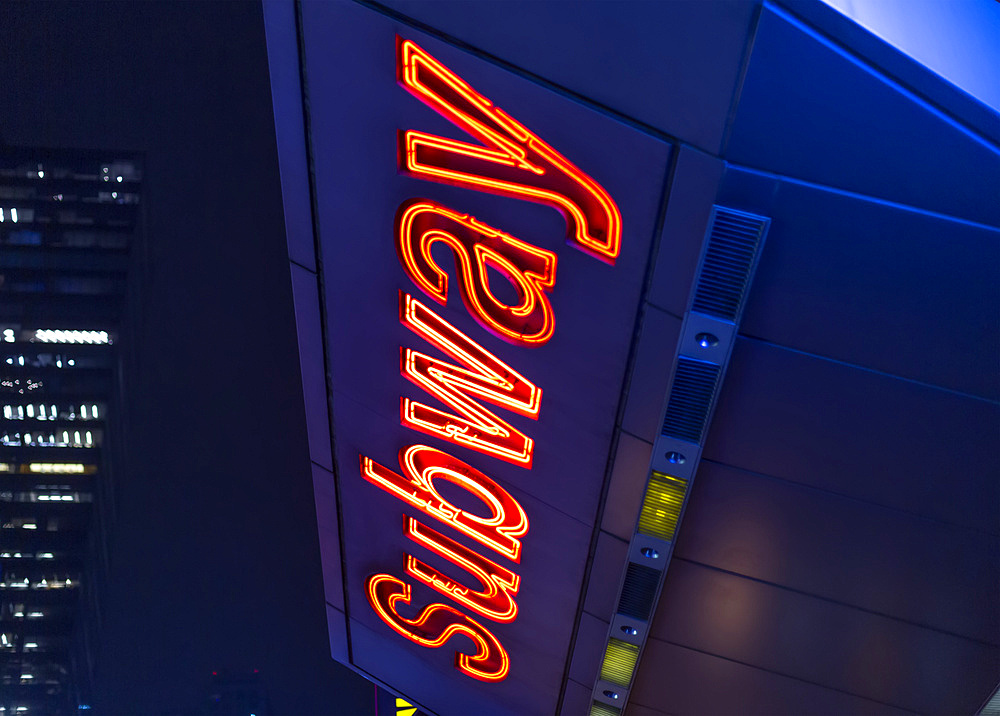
[692, 206, 769, 321]
[600, 638, 640, 686]
[637, 471, 688, 542]
[617, 562, 661, 620]
[661, 358, 721, 443]
[980, 682, 1000, 716]
[590, 702, 622, 716]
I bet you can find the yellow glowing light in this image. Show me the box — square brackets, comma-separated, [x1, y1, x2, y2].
[637, 471, 688, 542]
[28, 463, 86, 474]
[600, 638, 639, 687]
[590, 701, 622, 716]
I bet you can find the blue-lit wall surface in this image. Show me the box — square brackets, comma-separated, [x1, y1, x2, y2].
[267, 1, 999, 714]
[819, 0, 1000, 113]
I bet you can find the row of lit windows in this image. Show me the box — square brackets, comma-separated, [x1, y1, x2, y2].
[0, 551, 57, 559]
[0, 673, 60, 687]
[1, 633, 43, 650]
[0, 462, 95, 474]
[0, 182, 139, 204]
[0, 377, 42, 394]
[4, 354, 79, 368]
[2, 430, 98, 447]
[2, 327, 113, 344]
[0, 207, 129, 228]
[3, 518, 41, 530]
[3, 513, 76, 531]
[2, 403, 102, 420]
[102, 162, 139, 182]
[5, 603, 46, 619]
[0, 198, 133, 227]
[0, 206, 31, 223]
[0, 190, 137, 231]
[0, 158, 140, 181]
[0, 576, 77, 590]
[1, 488, 91, 504]
[37, 493, 83, 502]
[1, 490, 89, 504]
[35, 329, 110, 344]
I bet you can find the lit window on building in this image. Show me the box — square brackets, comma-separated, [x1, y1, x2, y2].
[1, 402, 104, 421]
[32, 329, 110, 345]
[1, 429, 100, 447]
[2, 146, 139, 712]
[0, 326, 115, 344]
[3, 353, 88, 369]
[0, 377, 43, 394]
[26, 462, 94, 474]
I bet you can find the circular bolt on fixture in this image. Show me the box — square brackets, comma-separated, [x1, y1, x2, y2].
[641, 547, 660, 559]
[696, 332, 719, 348]
[665, 451, 686, 464]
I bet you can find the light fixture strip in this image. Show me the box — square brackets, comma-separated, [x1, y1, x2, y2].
[589, 206, 770, 711]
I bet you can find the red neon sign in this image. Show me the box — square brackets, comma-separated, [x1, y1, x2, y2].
[405, 516, 520, 623]
[396, 199, 557, 346]
[367, 573, 510, 682]
[397, 38, 623, 264]
[359, 35, 622, 684]
[360, 444, 528, 562]
[400, 292, 539, 467]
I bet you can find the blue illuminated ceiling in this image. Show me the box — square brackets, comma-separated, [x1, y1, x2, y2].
[819, 0, 1000, 113]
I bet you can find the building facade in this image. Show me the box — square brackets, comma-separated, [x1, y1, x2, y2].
[0, 147, 140, 714]
[264, 1, 1000, 714]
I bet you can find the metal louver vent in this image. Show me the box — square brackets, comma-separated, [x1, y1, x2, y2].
[661, 358, 721, 443]
[617, 562, 661, 620]
[692, 207, 769, 321]
[590, 701, 622, 716]
[979, 682, 1000, 715]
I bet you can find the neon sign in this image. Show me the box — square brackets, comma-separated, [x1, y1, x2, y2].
[361, 445, 528, 562]
[360, 37, 622, 682]
[405, 517, 520, 623]
[396, 200, 557, 346]
[400, 292, 540, 467]
[366, 574, 510, 681]
[397, 38, 623, 264]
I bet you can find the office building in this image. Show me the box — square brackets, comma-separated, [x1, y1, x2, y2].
[0, 147, 140, 714]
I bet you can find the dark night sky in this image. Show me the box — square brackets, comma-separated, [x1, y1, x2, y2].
[1, 2, 375, 713]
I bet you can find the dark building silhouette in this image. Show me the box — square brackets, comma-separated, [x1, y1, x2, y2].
[0, 146, 140, 714]
[205, 670, 270, 716]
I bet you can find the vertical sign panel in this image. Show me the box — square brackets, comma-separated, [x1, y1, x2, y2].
[298, 2, 671, 713]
